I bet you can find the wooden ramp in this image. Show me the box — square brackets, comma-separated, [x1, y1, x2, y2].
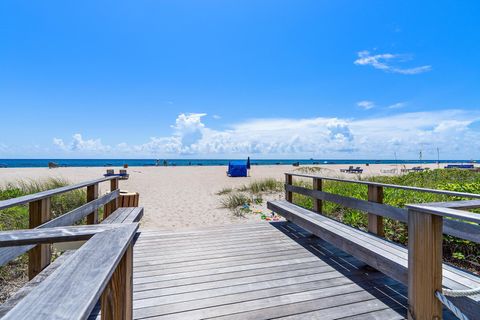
[130, 222, 429, 320]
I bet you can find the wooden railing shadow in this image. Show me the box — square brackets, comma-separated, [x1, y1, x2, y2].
[269, 221, 409, 318]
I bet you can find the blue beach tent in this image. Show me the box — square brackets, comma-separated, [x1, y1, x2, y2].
[227, 160, 248, 177]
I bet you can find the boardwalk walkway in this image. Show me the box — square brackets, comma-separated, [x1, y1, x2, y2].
[130, 222, 423, 320]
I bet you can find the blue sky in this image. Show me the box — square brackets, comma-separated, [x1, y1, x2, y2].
[1, 1, 479, 159]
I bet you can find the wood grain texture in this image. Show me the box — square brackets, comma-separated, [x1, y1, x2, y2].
[268, 200, 480, 319]
[87, 184, 99, 224]
[101, 244, 133, 320]
[104, 178, 119, 218]
[28, 198, 51, 280]
[127, 223, 416, 320]
[2, 223, 138, 320]
[0, 176, 117, 211]
[312, 178, 322, 214]
[367, 185, 384, 237]
[0, 191, 119, 267]
[0, 224, 120, 247]
[287, 172, 480, 199]
[285, 174, 293, 203]
[286, 184, 407, 222]
[407, 209, 443, 320]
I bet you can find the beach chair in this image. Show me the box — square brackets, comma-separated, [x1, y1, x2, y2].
[353, 166, 363, 173]
[340, 166, 354, 173]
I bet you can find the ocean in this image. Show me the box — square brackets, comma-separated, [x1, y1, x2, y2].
[0, 159, 476, 168]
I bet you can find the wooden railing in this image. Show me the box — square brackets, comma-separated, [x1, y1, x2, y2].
[284, 173, 480, 319]
[0, 176, 120, 279]
[0, 174, 141, 319]
[285, 173, 480, 243]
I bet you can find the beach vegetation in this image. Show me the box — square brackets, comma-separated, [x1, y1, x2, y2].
[0, 178, 87, 302]
[215, 187, 233, 196]
[294, 166, 326, 174]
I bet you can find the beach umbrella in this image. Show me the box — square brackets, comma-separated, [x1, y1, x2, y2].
[246, 157, 251, 169]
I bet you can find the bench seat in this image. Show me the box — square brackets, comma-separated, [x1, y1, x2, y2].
[268, 200, 480, 319]
[101, 207, 143, 224]
[0, 206, 143, 318]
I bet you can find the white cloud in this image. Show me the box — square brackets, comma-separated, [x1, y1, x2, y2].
[357, 100, 375, 110]
[51, 110, 480, 159]
[212, 115, 221, 120]
[387, 102, 406, 109]
[53, 134, 110, 153]
[354, 50, 431, 75]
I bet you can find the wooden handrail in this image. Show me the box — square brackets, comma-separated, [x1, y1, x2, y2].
[0, 176, 117, 211]
[285, 173, 480, 199]
[2, 223, 138, 320]
[0, 175, 122, 279]
[284, 173, 480, 243]
[0, 224, 121, 247]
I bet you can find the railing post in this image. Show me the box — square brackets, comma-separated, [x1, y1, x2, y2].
[104, 178, 119, 218]
[312, 178, 322, 214]
[367, 185, 384, 237]
[285, 174, 293, 202]
[101, 244, 133, 320]
[407, 208, 443, 320]
[86, 183, 99, 224]
[28, 198, 51, 280]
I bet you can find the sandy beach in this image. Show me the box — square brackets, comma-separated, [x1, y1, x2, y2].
[0, 163, 440, 230]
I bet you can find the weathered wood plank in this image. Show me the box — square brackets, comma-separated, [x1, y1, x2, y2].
[0, 191, 119, 266]
[367, 185, 384, 237]
[269, 202, 480, 319]
[0, 176, 117, 211]
[285, 173, 293, 202]
[86, 183, 99, 224]
[0, 224, 120, 247]
[42, 191, 120, 229]
[0, 250, 76, 317]
[287, 172, 480, 199]
[407, 203, 480, 224]
[285, 184, 408, 222]
[101, 244, 133, 320]
[2, 223, 138, 320]
[28, 198, 51, 279]
[312, 178, 322, 213]
[407, 209, 443, 320]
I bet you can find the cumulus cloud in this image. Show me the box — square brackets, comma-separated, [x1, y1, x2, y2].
[52, 110, 480, 159]
[53, 134, 110, 153]
[357, 100, 375, 110]
[354, 50, 431, 75]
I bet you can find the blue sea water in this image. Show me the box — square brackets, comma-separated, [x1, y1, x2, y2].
[0, 159, 477, 168]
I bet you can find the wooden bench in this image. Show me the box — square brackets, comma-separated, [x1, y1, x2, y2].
[268, 173, 480, 319]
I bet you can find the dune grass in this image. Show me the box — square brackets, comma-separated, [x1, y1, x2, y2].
[0, 177, 87, 302]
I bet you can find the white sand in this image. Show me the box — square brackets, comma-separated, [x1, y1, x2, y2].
[0, 163, 440, 230]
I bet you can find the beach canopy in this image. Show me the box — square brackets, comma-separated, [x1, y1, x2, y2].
[227, 160, 248, 177]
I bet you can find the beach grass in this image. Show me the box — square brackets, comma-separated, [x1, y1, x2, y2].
[0, 177, 87, 302]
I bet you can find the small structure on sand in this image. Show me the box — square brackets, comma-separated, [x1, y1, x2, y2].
[227, 160, 248, 177]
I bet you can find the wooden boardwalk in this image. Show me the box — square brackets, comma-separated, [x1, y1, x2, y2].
[130, 222, 419, 320]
